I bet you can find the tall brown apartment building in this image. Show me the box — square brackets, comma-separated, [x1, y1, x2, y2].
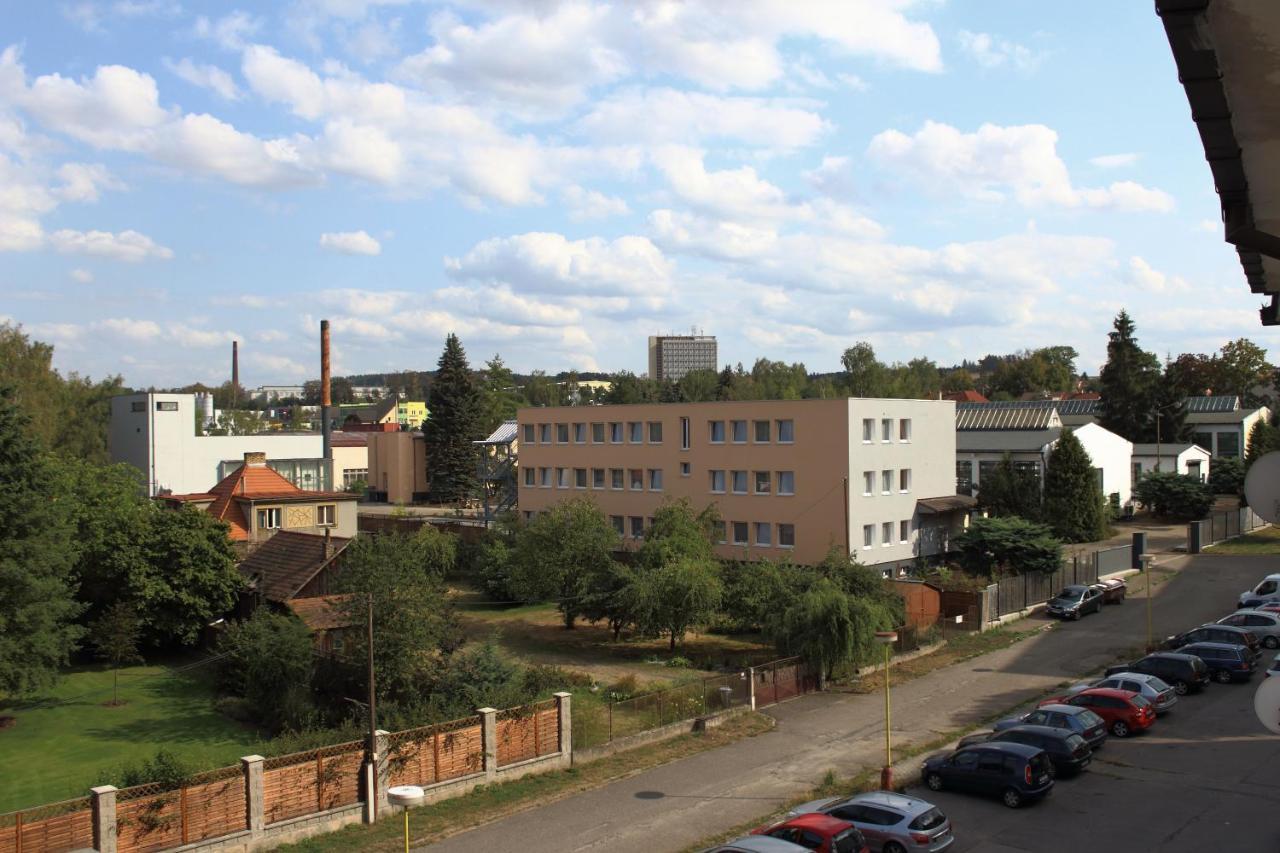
[516, 398, 970, 572]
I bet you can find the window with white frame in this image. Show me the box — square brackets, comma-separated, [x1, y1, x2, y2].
[709, 420, 725, 443]
[754, 471, 771, 494]
[628, 421, 643, 443]
[862, 524, 874, 549]
[881, 418, 892, 442]
[574, 468, 588, 488]
[731, 420, 748, 443]
[524, 467, 536, 487]
[609, 422, 623, 443]
[710, 470, 726, 493]
[899, 469, 911, 492]
[881, 469, 892, 494]
[557, 467, 569, 488]
[592, 468, 605, 489]
[648, 421, 663, 443]
[592, 422, 605, 443]
[556, 423, 569, 443]
[539, 467, 551, 487]
[882, 521, 893, 546]
[862, 418, 874, 442]
[777, 419, 794, 443]
[342, 468, 367, 488]
[899, 419, 912, 441]
[754, 420, 770, 442]
[680, 461, 691, 477]
[713, 520, 727, 544]
[648, 469, 663, 491]
[522, 424, 535, 443]
[258, 507, 282, 530]
[611, 468, 624, 489]
[316, 505, 335, 527]
[732, 521, 749, 545]
[610, 515, 624, 535]
[779, 523, 795, 548]
[863, 470, 874, 495]
[539, 423, 551, 443]
[755, 522, 772, 546]
[777, 471, 795, 495]
[731, 470, 748, 494]
[900, 519, 910, 543]
[630, 516, 644, 538]
[681, 417, 691, 450]
[629, 469, 644, 490]
[573, 423, 586, 443]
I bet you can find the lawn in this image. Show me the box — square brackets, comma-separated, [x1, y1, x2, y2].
[1206, 524, 1280, 555]
[0, 660, 264, 814]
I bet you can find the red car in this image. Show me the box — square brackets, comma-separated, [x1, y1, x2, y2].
[1041, 687, 1155, 738]
[752, 813, 869, 853]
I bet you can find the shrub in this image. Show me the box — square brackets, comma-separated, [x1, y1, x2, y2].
[1209, 456, 1245, 496]
[215, 610, 316, 733]
[664, 656, 692, 669]
[1134, 471, 1212, 521]
[956, 516, 1063, 575]
[113, 749, 196, 790]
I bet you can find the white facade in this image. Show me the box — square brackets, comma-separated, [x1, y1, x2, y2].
[1187, 405, 1271, 458]
[1131, 443, 1212, 481]
[1073, 422, 1135, 508]
[111, 392, 325, 496]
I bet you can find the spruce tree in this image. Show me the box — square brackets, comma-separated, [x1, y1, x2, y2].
[1097, 310, 1161, 441]
[424, 334, 482, 504]
[0, 384, 85, 696]
[1043, 430, 1107, 543]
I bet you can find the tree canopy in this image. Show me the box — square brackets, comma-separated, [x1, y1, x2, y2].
[424, 334, 483, 503]
[1097, 310, 1161, 442]
[1043, 430, 1107, 543]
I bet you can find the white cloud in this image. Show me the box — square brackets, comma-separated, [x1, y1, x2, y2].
[1089, 152, 1140, 169]
[194, 11, 262, 51]
[49, 228, 173, 261]
[446, 232, 673, 297]
[561, 185, 629, 222]
[837, 73, 869, 92]
[1197, 218, 1220, 233]
[96, 317, 162, 340]
[70, 267, 93, 283]
[804, 155, 856, 198]
[1127, 256, 1189, 293]
[319, 229, 382, 255]
[868, 121, 1174, 211]
[163, 58, 242, 101]
[433, 283, 582, 327]
[249, 352, 308, 377]
[317, 288, 408, 315]
[957, 30, 1044, 71]
[55, 163, 124, 202]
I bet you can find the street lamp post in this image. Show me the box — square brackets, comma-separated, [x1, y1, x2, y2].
[875, 630, 898, 790]
[1141, 554, 1155, 652]
[386, 786, 424, 853]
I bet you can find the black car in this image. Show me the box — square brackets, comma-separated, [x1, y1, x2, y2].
[1046, 585, 1104, 620]
[1162, 624, 1261, 660]
[1175, 642, 1256, 683]
[963, 725, 1092, 777]
[993, 703, 1108, 751]
[922, 742, 1054, 809]
[1106, 652, 1210, 695]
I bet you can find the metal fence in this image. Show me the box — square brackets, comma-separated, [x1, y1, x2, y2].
[752, 656, 819, 709]
[1093, 544, 1132, 576]
[573, 671, 751, 750]
[991, 557, 1099, 619]
[1203, 507, 1267, 546]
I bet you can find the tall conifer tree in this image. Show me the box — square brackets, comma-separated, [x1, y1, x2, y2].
[424, 334, 482, 503]
[1097, 310, 1161, 441]
[1043, 430, 1107, 543]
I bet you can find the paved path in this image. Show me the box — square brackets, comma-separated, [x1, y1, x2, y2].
[420, 554, 1271, 853]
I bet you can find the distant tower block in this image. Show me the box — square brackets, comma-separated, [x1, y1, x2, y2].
[647, 333, 717, 381]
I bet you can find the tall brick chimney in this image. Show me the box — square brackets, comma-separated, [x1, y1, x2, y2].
[232, 340, 239, 408]
[320, 320, 332, 488]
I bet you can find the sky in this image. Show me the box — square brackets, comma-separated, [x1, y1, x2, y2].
[0, 0, 1272, 389]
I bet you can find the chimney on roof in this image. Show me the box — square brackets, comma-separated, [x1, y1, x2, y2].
[243, 451, 267, 467]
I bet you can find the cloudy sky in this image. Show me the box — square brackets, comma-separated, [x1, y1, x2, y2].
[0, 0, 1267, 388]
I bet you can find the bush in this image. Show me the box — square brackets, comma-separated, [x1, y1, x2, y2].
[716, 560, 794, 633]
[113, 749, 196, 790]
[956, 516, 1063, 575]
[215, 610, 317, 733]
[664, 656, 692, 669]
[1134, 471, 1212, 521]
[1209, 456, 1245, 496]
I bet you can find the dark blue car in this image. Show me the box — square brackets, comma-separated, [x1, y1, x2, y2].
[922, 742, 1054, 809]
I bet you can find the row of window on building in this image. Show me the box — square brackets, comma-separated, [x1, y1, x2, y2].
[861, 418, 913, 443]
[256, 504, 335, 530]
[523, 465, 802, 496]
[522, 418, 797, 449]
[862, 519, 913, 549]
[861, 468, 913, 496]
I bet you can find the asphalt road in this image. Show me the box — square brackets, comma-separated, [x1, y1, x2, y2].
[419, 554, 1279, 853]
[904, 659, 1280, 852]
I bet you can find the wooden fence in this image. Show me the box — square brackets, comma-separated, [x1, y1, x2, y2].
[384, 716, 486, 788]
[0, 797, 94, 853]
[261, 740, 364, 827]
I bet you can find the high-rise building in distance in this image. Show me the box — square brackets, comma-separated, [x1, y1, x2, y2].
[647, 334, 717, 381]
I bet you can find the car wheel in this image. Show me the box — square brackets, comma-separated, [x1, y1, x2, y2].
[1002, 787, 1023, 809]
[926, 772, 944, 792]
[1172, 680, 1189, 695]
[1111, 720, 1130, 737]
[1214, 668, 1233, 683]
[1072, 610, 1082, 621]
[883, 844, 907, 853]
[1264, 636, 1279, 650]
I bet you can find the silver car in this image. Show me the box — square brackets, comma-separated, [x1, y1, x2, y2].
[1066, 672, 1178, 714]
[1218, 610, 1280, 649]
[788, 790, 954, 852]
[701, 837, 808, 853]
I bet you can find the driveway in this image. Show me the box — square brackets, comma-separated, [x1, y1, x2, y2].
[419, 554, 1273, 853]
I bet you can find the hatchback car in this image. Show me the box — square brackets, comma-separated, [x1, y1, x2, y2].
[1163, 624, 1261, 659]
[1043, 688, 1154, 737]
[1046, 584, 1104, 620]
[1218, 610, 1280, 649]
[1176, 641, 1257, 682]
[922, 742, 1054, 809]
[959, 725, 1091, 777]
[703, 837, 810, 853]
[752, 814, 869, 853]
[1105, 652, 1210, 695]
[1067, 672, 1178, 714]
[787, 790, 953, 853]
[993, 703, 1108, 750]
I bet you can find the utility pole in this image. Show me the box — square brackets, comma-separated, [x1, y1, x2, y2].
[366, 592, 378, 821]
[1155, 410, 1163, 473]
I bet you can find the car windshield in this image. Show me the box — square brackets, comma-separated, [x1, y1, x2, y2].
[1078, 709, 1104, 727]
[1056, 587, 1084, 600]
[908, 807, 945, 831]
[833, 829, 865, 853]
[1066, 734, 1086, 750]
[1131, 694, 1152, 709]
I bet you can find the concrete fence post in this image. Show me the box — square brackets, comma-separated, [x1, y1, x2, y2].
[1132, 533, 1147, 569]
[553, 692, 572, 757]
[240, 755, 264, 837]
[478, 708, 498, 782]
[374, 729, 390, 818]
[90, 785, 117, 853]
[747, 667, 757, 710]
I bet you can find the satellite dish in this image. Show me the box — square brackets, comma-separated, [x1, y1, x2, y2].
[1243, 452, 1280, 523]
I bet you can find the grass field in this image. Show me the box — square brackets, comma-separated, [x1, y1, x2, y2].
[0, 660, 263, 814]
[1206, 524, 1280, 555]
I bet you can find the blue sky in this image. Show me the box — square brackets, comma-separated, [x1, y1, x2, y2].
[0, 0, 1268, 388]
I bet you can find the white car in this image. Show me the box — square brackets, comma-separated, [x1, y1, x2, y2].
[1238, 574, 1280, 608]
[1065, 672, 1178, 714]
[1218, 610, 1280, 649]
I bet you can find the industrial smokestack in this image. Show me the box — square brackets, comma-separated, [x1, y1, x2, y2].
[232, 340, 239, 409]
[320, 320, 332, 487]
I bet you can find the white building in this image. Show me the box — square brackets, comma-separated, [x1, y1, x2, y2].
[1131, 443, 1211, 482]
[1184, 396, 1271, 459]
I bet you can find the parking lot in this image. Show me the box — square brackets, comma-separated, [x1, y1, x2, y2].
[906, 653, 1280, 851]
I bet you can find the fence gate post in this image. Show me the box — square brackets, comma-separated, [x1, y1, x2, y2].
[478, 707, 498, 782]
[240, 756, 264, 838]
[374, 729, 391, 817]
[90, 785, 118, 853]
[747, 667, 757, 710]
[554, 692, 572, 759]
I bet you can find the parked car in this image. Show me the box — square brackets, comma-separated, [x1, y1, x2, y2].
[1238, 574, 1280, 608]
[703, 837, 810, 853]
[1217, 610, 1280, 649]
[1091, 578, 1127, 604]
[921, 742, 1054, 808]
[1252, 602, 1280, 616]
[1162, 624, 1261, 659]
[752, 814, 869, 853]
[786, 790, 953, 853]
[1046, 584, 1105, 620]
[957, 725, 1092, 777]
[993, 703, 1108, 750]
[1041, 688, 1155, 737]
[1105, 652, 1211, 695]
[1066, 672, 1178, 715]
[1175, 641, 1257, 683]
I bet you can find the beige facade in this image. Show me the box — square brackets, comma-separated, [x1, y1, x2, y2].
[516, 398, 962, 569]
[367, 431, 428, 504]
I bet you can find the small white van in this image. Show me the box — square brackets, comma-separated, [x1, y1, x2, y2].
[1239, 573, 1280, 607]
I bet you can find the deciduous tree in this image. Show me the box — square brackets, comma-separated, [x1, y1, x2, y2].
[88, 602, 143, 706]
